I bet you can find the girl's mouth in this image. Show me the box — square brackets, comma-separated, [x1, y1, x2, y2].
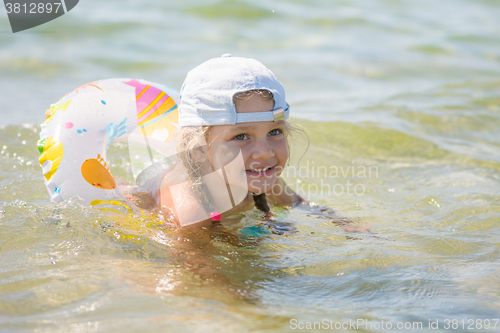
[246, 166, 275, 177]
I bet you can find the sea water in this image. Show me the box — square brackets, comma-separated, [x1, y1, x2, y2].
[1, 0, 500, 332]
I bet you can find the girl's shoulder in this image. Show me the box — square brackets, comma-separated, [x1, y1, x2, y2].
[267, 177, 306, 207]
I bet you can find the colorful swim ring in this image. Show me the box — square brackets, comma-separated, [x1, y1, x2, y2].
[38, 78, 180, 214]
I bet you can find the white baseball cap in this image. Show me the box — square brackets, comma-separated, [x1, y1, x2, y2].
[179, 55, 290, 126]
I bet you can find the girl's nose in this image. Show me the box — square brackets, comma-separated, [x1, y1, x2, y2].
[251, 138, 275, 160]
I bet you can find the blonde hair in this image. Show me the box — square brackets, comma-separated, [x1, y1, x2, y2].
[176, 125, 215, 214]
[233, 89, 273, 102]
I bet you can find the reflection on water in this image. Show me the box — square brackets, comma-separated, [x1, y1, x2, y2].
[1, 110, 499, 330]
[1, 0, 500, 331]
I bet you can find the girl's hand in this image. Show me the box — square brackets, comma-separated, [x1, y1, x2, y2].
[308, 205, 373, 234]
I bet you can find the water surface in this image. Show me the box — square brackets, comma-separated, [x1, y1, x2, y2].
[1, 0, 500, 332]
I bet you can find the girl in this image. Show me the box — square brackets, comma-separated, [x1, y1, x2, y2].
[156, 55, 306, 228]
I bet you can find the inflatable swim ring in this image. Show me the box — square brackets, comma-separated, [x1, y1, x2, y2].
[38, 78, 180, 215]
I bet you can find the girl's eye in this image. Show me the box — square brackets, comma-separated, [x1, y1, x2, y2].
[233, 133, 248, 140]
[268, 129, 282, 136]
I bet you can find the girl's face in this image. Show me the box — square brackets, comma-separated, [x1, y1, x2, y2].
[207, 94, 288, 195]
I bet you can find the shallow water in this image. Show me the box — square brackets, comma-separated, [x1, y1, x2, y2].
[1, 0, 500, 332]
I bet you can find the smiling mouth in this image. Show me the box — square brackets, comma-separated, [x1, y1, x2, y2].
[246, 166, 275, 177]
[247, 166, 272, 172]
